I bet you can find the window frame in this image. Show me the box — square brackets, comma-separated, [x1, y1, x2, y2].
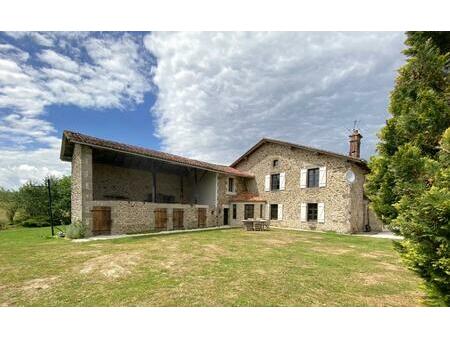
[307, 168, 320, 188]
[244, 204, 255, 220]
[271, 173, 280, 191]
[232, 204, 237, 219]
[259, 204, 263, 218]
[272, 159, 279, 168]
[270, 204, 278, 220]
[228, 177, 235, 193]
[307, 203, 318, 222]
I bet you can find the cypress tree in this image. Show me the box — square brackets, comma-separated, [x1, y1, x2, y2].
[366, 32, 450, 305]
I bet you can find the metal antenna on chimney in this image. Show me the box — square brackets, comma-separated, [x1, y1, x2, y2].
[353, 120, 360, 131]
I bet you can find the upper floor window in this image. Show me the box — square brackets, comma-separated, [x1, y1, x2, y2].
[228, 177, 235, 193]
[271, 173, 280, 191]
[272, 159, 279, 167]
[307, 168, 319, 188]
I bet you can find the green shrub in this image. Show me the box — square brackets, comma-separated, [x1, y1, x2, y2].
[65, 221, 86, 239]
[20, 216, 51, 227]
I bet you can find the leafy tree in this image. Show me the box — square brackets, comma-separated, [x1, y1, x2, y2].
[18, 175, 71, 225]
[366, 33, 450, 304]
[0, 188, 20, 224]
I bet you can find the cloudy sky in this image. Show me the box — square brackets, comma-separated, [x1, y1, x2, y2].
[0, 31, 406, 189]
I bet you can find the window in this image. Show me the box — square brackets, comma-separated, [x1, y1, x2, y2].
[271, 173, 280, 191]
[307, 203, 318, 222]
[270, 204, 278, 220]
[244, 204, 254, 220]
[307, 168, 319, 188]
[260, 204, 263, 218]
[273, 159, 279, 167]
[228, 177, 235, 193]
[232, 204, 237, 219]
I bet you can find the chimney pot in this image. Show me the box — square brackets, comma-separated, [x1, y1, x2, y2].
[349, 129, 362, 158]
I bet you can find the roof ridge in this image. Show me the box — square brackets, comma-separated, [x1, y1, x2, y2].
[231, 137, 368, 168]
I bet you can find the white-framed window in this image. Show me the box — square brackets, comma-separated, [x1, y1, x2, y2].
[300, 166, 326, 188]
[270, 204, 283, 220]
[265, 172, 285, 191]
[300, 202, 325, 223]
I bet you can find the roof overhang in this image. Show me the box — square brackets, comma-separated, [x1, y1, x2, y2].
[60, 131, 254, 178]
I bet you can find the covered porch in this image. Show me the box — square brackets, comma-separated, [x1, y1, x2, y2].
[61, 130, 253, 237]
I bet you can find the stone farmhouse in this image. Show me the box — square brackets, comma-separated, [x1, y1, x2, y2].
[60, 130, 382, 237]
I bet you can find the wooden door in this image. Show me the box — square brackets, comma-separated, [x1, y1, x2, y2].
[173, 208, 184, 230]
[197, 208, 207, 228]
[154, 208, 168, 231]
[91, 206, 111, 235]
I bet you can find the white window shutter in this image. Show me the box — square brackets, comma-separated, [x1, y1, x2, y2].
[300, 169, 307, 188]
[277, 204, 283, 220]
[319, 166, 327, 187]
[300, 203, 307, 222]
[318, 203, 325, 223]
[279, 172, 285, 190]
[264, 174, 270, 192]
[266, 204, 270, 219]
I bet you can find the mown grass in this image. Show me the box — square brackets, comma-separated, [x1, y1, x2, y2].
[0, 226, 424, 306]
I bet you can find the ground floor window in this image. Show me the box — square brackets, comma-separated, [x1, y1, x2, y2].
[307, 203, 318, 221]
[232, 204, 237, 219]
[260, 204, 263, 218]
[244, 204, 254, 220]
[270, 204, 278, 220]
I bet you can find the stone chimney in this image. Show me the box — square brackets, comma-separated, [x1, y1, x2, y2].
[348, 129, 362, 158]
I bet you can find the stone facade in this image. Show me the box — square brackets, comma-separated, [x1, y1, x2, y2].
[233, 142, 369, 233]
[69, 138, 381, 237]
[71, 144, 222, 236]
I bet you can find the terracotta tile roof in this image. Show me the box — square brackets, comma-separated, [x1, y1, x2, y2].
[230, 138, 369, 170]
[60, 130, 254, 178]
[230, 192, 266, 203]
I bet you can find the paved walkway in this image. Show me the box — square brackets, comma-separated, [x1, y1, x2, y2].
[355, 231, 403, 240]
[72, 225, 237, 242]
[272, 226, 403, 239]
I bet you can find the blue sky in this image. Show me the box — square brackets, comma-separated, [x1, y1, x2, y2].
[0, 32, 406, 188]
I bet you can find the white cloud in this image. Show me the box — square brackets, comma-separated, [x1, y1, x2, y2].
[145, 32, 405, 164]
[0, 32, 153, 189]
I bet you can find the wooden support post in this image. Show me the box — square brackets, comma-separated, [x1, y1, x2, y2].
[180, 175, 184, 203]
[194, 168, 198, 204]
[151, 162, 157, 203]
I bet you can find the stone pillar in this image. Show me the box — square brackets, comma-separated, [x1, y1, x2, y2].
[71, 144, 93, 235]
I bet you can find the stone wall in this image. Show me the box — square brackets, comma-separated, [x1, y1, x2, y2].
[216, 173, 248, 226]
[234, 142, 367, 233]
[86, 201, 215, 235]
[92, 162, 191, 203]
[71, 144, 93, 232]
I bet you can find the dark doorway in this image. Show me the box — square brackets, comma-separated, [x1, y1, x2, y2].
[223, 208, 229, 225]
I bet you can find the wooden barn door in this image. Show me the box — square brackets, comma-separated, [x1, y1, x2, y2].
[154, 208, 168, 231]
[91, 206, 111, 235]
[172, 209, 184, 230]
[197, 208, 207, 228]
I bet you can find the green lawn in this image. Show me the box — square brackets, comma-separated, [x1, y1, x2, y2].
[0, 226, 424, 306]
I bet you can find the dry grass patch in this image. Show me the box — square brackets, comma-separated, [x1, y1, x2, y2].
[79, 252, 142, 279]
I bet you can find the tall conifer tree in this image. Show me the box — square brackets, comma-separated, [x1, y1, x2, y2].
[366, 32, 450, 304]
